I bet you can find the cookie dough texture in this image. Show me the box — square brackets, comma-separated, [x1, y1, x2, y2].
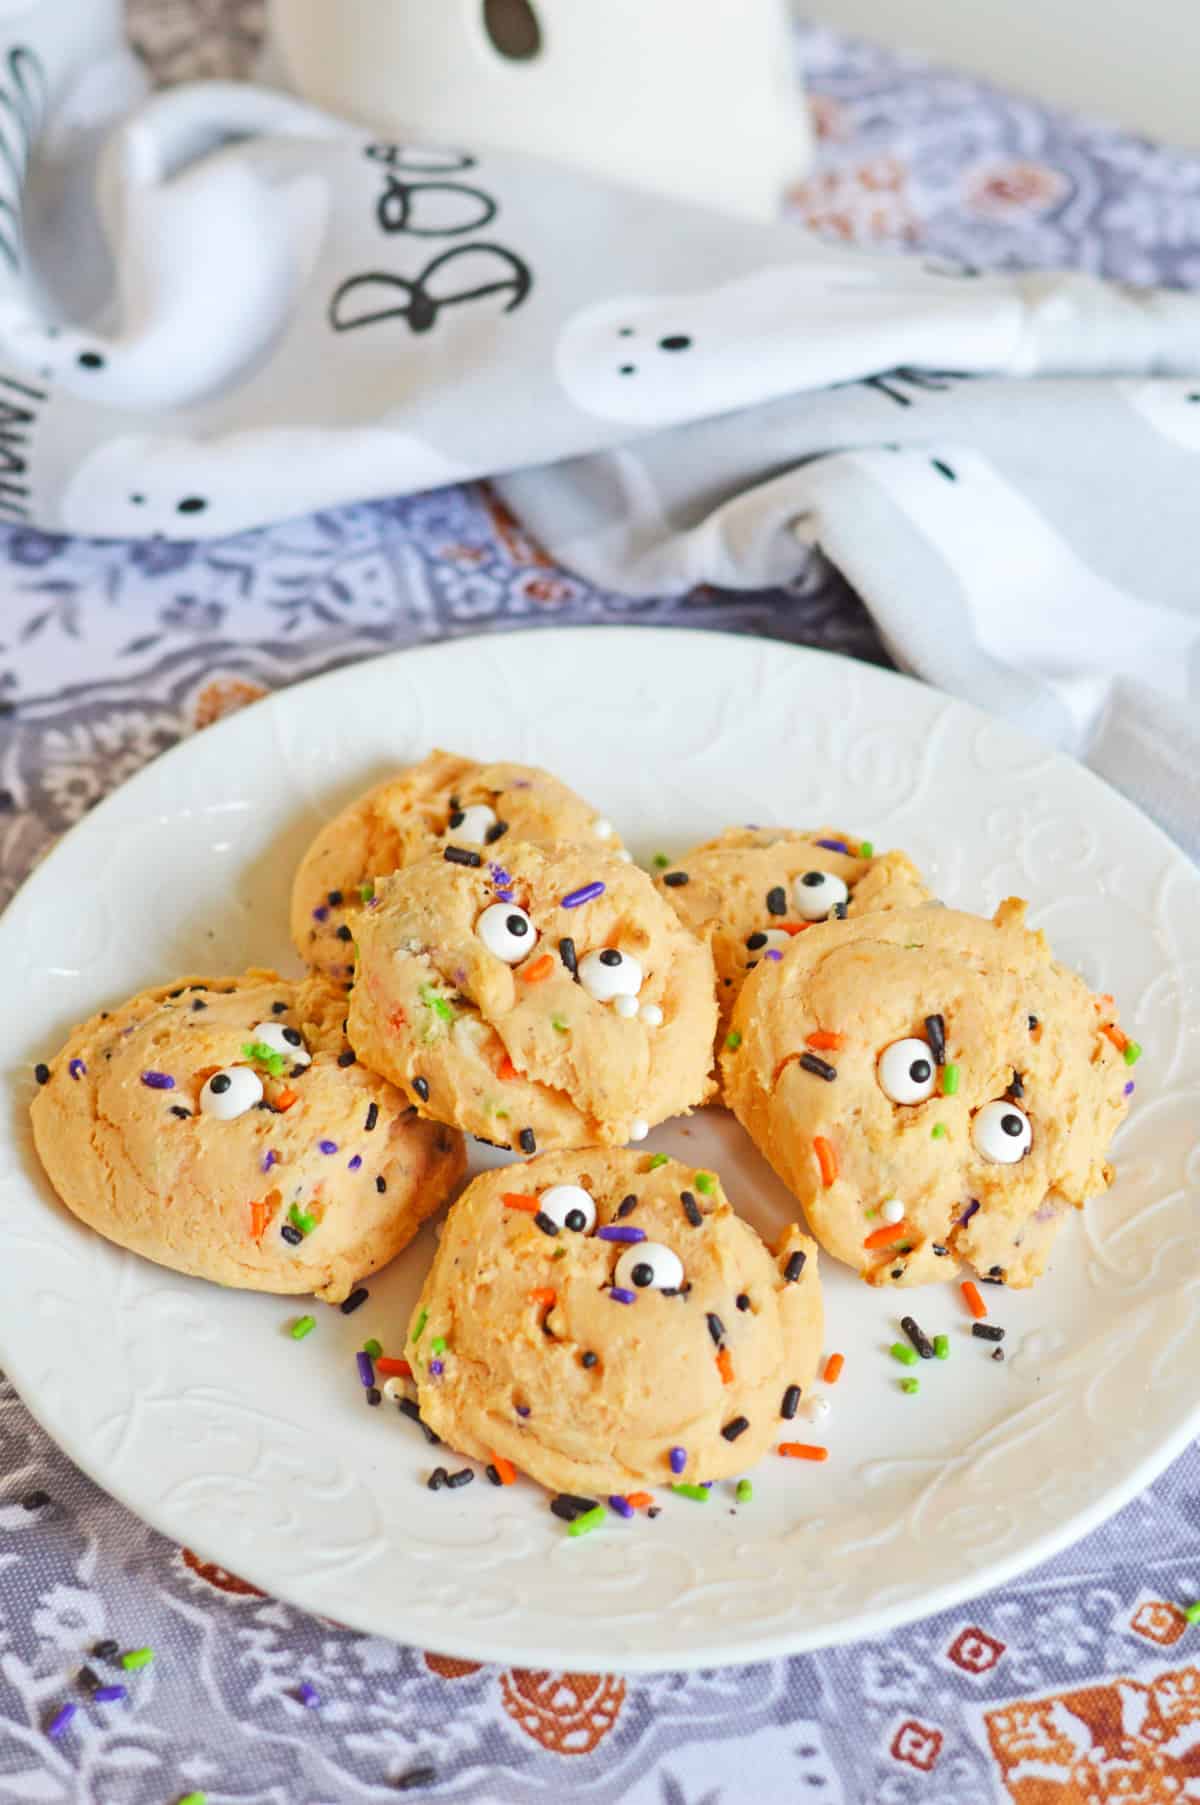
[722, 900, 1130, 1289]
[293, 749, 624, 978]
[348, 841, 717, 1149]
[408, 1151, 822, 1495]
[657, 826, 929, 1062]
[31, 970, 466, 1301]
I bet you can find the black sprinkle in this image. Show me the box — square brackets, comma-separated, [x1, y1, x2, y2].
[832, 901, 849, 919]
[923, 1013, 946, 1065]
[973, 1322, 1005, 1342]
[191, 999, 207, 1011]
[647, 1507, 661, 1519]
[1008, 1070, 1024, 1098]
[931, 1244, 949, 1257]
[396, 1767, 438, 1792]
[280, 1225, 303, 1246]
[890, 1267, 905, 1280]
[448, 797, 460, 811]
[365, 1102, 379, 1132]
[784, 1250, 806, 1283]
[427, 1467, 448, 1491]
[799, 1052, 837, 1083]
[336, 925, 353, 943]
[448, 810, 464, 829]
[398, 1400, 441, 1445]
[766, 885, 787, 916]
[0, 789, 13, 810]
[289, 1064, 307, 1079]
[443, 846, 481, 867]
[167, 987, 184, 999]
[445, 1469, 473, 1490]
[485, 1463, 503, 1487]
[980, 1274, 1006, 1286]
[721, 1416, 750, 1442]
[92, 1640, 119, 1661]
[340, 1286, 369, 1314]
[616, 1195, 638, 1218]
[581, 1351, 598, 1368]
[518, 1127, 536, 1155]
[337, 1049, 357, 1067]
[736, 1293, 751, 1312]
[900, 1315, 935, 1360]
[681, 1192, 703, 1227]
[272, 1001, 288, 1013]
[78, 1666, 99, 1691]
[781, 1384, 802, 1419]
[486, 820, 509, 844]
[988, 1265, 1004, 1276]
[551, 1494, 598, 1522]
[328, 890, 344, 906]
[170, 1105, 191, 1120]
[21, 1490, 49, 1510]
[992, 1347, 1006, 1362]
[706, 1312, 725, 1346]
[1028, 1014, 1039, 1031]
[366, 1387, 382, 1406]
[559, 936, 577, 976]
[663, 871, 689, 887]
[533, 1210, 559, 1238]
[376, 1176, 387, 1194]
[34, 1063, 50, 1085]
[746, 932, 768, 951]
[413, 1076, 430, 1102]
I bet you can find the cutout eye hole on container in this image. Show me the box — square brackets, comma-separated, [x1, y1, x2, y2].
[482, 0, 542, 61]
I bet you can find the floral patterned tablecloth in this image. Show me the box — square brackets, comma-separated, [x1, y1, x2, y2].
[3, 6, 1200, 1801]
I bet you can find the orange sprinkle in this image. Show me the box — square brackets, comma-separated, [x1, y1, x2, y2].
[274, 1087, 298, 1112]
[249, 1200, 270, 1240]
[374, 1356, 412, 1378]
[528, 1287, 556, 1307]
[716, 1346, 734, 1386]
[388, 1008, 407, 1030]
[625, 1491, 654, 1509]
[863, 1219, 908, 1249]
[502, 1192, 540, 1213]
[520, 953, 555, 984]
[778, 922, 808, 936]
[497, 1054, 518, 1081]
[823, 1352, 845, 1385]
[813, 1136, 838, 1187]
[806, 1030, 844, 1051]
[961, 1279, 987, 1321]
[1102, 1023, 1128, 1054]
[779, 1443, 828, 1462]
[490, 1454, 517, 1486]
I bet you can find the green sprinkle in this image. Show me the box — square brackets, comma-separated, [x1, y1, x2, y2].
[1184, 1601, 1200, 1624]
[288, 1204, 315, 1236]
[647, 1153, 669, 1169]
[177, 1795, 207, 1805]
[419, 984, 455, 1024]
[858, 840, 874, 858]
[933, 1333, 950, 1361]
[430, 1336, 446, 1357]
[890, 1342, 918, 1367]
[551, 1014, 569, 1033]
[362, 1338, 382, 1358]
[671, 1482, 710, 1502]
[865, 1205, 879, 1219]
[931, 1123, 947, 1140]
[940, 1063, 960, 1096]
[724, 1030, 742, 1050]
[494, 1108, 510, 1120]
[736, 1479, 753, 1504]
[694, 1172, 715, 1195]
[901, 1377, 920, 1395]
[359, 881, 375, 902]
[121, 1648, 154, 1671]
[1124, 1040, 1143, 1066]
[242, 1040, 286, 1077]
[652, 853, 671, 869]
[411, 1309, 428, 1344]
[552, 1245, 568, 1260]
[290, 1314, 316, 1341]
[567, 1505, 607, 1537]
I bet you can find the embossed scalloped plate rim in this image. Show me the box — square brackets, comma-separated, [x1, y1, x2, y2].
[1, 627, 1197, 1673]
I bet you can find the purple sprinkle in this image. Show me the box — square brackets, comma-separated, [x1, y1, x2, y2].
[496, 890, 514, 903]
[68, 1058, 86, 1080]
[318, 1139, 338, 1155]
[356, 1351, 374, 1387]
[92, 1685, 127, 1704]
[701, 1481, 713, 1490]
[669, 1446, 687, 1475]
[815, 838, 850, 853]
[46, 1703, 76, 1740]
[140, 1071, 175, 1090]
[959, 1200, 980, 1226]
[597, 1225, 647, 1244]
[312, 905, 329, 922]
[488, 863, 512, 886]
[515, 1404, 531, 1417]
[348, 1154, 362, 1171]
[297, 1681, 320, 1709]
[562, 881, 605, 910]
[609, 1286, 636, 1305]
[765, 949, 783, 962]
[608, 1494, 634, 1519]
[261, 1150, 277, 1173]
[429, 1359, 444, 1377]
[1124, 1081, 1135, 1096]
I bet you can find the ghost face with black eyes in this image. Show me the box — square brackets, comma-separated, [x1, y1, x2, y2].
[348, 839, 718, 1151]
[405, 1150, 824, 1496]
[723, 899, 1133, 1291]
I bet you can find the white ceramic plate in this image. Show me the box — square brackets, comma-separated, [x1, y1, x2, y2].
[1, 628, 1197, 1673]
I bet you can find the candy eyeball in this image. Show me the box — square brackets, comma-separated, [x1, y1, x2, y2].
[251, 1021, 311, 1067]
[792, 869, 850, 922]
[538, 1184, 597, 1234]
[578, 948, 643, 1003]
[877, 1037, 937, 1105]
[746, 928, 791, 958]
[476, 901, 537, 964]
[615, 1241, 685, 1292]
[972, 1099, 1033, 1163]
[200, 1065, 264, 1119]
[447, 803, 498, 843]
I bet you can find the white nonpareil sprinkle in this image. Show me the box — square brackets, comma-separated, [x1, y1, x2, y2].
[880, 1198, 905, 1224]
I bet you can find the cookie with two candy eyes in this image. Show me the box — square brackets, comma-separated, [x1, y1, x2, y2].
[347, 840, 717, 1150]
[292, 748, 626, 981]
[406, 1150, 822, 1497]
[30, 969, 465, 1302]
[655, 827, 929, 1073]
[722, 899, 1133, 1289]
